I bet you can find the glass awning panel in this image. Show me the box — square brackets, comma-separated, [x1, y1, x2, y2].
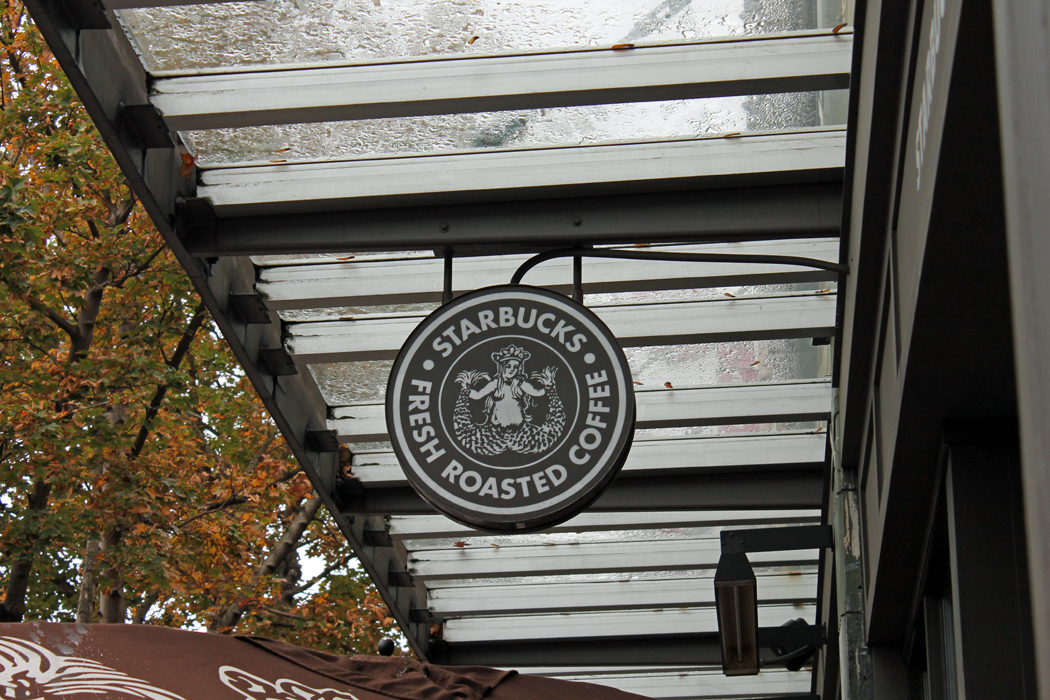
[118, 0, 843, 73]
[183, 92, 843, 167]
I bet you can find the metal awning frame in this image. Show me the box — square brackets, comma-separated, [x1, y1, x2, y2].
[26, 1, 843, 685]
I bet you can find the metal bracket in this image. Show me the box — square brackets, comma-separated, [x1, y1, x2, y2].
[258, 347, 298, 377]
[305, 429, 340, 454]
[363, 528, 394, 548]
[120, 104, 174, 150]
[57, 0, 110, 29]
[388, 567, 415, 588]
[409, 607, 435, 624]
[721, 524, 833, 554]
[228, 293, 272, 325]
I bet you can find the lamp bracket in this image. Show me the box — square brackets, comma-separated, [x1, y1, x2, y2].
[721, 524, 833, 554]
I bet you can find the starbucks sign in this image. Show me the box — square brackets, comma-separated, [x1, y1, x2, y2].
[386, 285, 635, 532]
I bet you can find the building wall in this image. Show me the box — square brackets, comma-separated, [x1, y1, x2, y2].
[831, 0, 1046, 697]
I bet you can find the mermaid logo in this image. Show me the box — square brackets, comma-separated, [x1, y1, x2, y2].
[453, 344, 565, 456]
[387, 285, 636, 533]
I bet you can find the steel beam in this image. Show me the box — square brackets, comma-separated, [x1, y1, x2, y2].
[352, 433, 826, 487]
[406, 537, 817, 581]
[183, 183, 843, 256]
[339, 468, 825, 515]
[331, 381, 832, 442]
[442, 604, 815, 642]
[151, 32, 852, 131]
[258, 239, 839, 310]
[429, 573, 817, 617]
[196, 130, 846, 215]
[291, 294, 836, 365]
[430, 634, 823, 671]
[387, 509, 821, 540]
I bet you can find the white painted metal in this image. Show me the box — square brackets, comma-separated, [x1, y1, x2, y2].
[388, 509, 821, 539]
[197, 130, 846, 215]
[258, 239, 840, 310]
[557, 669, 813, 699]
[429, 573, 817, 616]
[407, 537, 818, 580]
[442, 603, 815, 642]
[331, 380, 831, 442]
[288, 293, 837, 364]
[152, 33, 852, 130]
[353, 433, 826, 485]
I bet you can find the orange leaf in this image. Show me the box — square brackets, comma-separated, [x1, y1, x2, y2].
[179, 152, 195, 178]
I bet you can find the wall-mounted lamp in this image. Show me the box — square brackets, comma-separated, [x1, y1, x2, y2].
[714, 551, 759, 675]
[713, 524, 833, 676]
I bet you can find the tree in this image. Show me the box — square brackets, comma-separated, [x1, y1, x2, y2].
[0, 2, 397, 653]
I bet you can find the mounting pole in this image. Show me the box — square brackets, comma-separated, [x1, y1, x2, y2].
[442, 249, 453, 304]
[573, 254, 583, 303]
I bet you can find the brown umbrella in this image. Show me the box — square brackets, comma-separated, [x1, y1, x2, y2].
[0, 623, 645, 700]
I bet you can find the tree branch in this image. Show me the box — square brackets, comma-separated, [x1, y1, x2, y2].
[0, 479, 52, 622]
[129, 303, 207, 459]
[260, 607, 310, 622]
[132, 590, 160, 624]
[284, 555, 349, 597]
[208, 494, 323, 633]
[68, 267, 112, 362]
[0, 277, 79, 339]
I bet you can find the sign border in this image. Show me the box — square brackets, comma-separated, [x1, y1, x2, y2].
[386, 285, 636, 532]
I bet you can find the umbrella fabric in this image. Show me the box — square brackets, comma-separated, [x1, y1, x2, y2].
[0, 623, 645, 700]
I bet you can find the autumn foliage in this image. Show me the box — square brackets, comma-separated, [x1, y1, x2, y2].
[0, 3, 397, 655]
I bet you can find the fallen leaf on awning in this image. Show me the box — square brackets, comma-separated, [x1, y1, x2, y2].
[179, 152, 195, 178]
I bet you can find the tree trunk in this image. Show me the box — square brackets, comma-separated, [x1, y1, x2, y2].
[209, 494, 323, 633]
[132, 590, 160, 624]
[0, 479, 51, 622]
[75, 538, 101, 623]
[98, 529, 125, 624]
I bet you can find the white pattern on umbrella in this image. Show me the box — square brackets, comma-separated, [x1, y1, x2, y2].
[0, 636, 186, 700]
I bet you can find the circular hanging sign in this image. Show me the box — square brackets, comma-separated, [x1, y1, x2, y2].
[386, 285, 636, 532]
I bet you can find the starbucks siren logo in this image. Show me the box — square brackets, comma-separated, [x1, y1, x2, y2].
[387, 285, 635, 532]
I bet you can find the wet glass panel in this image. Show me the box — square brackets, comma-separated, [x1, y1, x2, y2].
[185, 92, 841, 166]
[308, 332, 831, 406]
[118, 0, 839, 74]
